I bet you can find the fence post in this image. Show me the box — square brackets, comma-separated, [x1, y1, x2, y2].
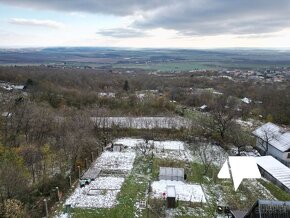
[91, 152, 94, 162]
[85, 158, 88, 169]
[77, 166, 81, 179]
[56, 187, 60, 201]
[69, 175, 72, 187]
[43, 198, 48, 217]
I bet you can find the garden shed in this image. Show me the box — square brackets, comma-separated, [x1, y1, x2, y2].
[166, 185, 176, 208]
[113, 143, 123, 152]
[159, 167, 184, 181]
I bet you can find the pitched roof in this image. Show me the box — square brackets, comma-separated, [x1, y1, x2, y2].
[252, 122, 290, 152]
[255, 156, 290, 191]
[245, 200, 290, 217]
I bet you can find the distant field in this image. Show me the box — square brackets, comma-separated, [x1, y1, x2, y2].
[113, 61, 215, 71]
[1, 47, 290, 71]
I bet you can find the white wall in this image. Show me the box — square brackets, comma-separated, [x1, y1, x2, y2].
[256, 137, 288, 163]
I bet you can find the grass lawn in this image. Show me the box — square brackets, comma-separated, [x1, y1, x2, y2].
[259, 179, 290, 201]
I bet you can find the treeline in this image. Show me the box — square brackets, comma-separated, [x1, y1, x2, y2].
[0, 66, 176, 115]
[1, 66, 290, 124]
[0, 96, 103, 216]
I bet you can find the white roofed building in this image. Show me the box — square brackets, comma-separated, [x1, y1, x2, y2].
[255, 156, 290, 194]
[252, 122, 290, 166]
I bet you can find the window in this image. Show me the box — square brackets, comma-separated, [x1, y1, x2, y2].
[288, 153, 290, 159]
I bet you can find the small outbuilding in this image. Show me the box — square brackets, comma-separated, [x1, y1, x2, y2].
[166, 185, 176, 208]
[113, 143, 123, 152]
[159, 167, 184, 182]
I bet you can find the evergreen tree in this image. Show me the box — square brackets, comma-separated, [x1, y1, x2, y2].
[123, 80, 129, 92]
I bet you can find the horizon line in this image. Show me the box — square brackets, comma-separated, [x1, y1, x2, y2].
[0, 46, 290, 51]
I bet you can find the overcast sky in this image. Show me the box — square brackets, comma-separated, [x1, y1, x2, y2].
[0, 0, 290, 48]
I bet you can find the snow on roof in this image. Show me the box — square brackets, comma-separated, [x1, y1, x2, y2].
[241, 97, 252, 104]
[1, 112, 12, 117]
[253, 122, 290, 152]
[200, 105, 207, 110]
[159, 167, 184, 178]
[12, 85, 25, 90]
[255, 156, 290, 190]
[81, 168, 101, 180]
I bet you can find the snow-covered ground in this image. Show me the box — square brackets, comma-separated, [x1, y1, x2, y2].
[114, 138, 145, 148]
[236, 119, 254, 128]
[114, 138, 185, 150]
[65, 177, 124, 208]
[154, 149, 194, 162]
[114, 138, 193, 162]
[91, 117, 190, 129]
[94, 151, 136, 172]
[151, 180, 206, 203]
[65, 150, 136, 209]
[152, 141, 185, 151]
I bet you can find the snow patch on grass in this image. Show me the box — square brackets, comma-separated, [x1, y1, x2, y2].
[151, 180, 206, 203]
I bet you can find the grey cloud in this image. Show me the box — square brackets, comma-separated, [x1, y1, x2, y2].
[0, 0, 172, 16]
[134, 0, 290, 35]
[96, 28, 147, 38]
[9, 18, 65, 29]
[1, 0, 290, 35]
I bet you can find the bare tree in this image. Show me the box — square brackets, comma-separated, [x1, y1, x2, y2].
[194, 143, 225, 175]
[229, 125, 253, 155]
[258, 127, 277, 155]
[199, 96, 238, 142]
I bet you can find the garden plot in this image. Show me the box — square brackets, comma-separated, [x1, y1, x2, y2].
[65, 151, 136, 209]
[94, 151, 136, 173]
[151, 180, 206, 203]
[154, 149, 194, 162]
[114, 138, 194, 162]
[65, 177, 125, 208]
[152, 141, 185, 151]
[114, 138, 145, 148]
[114, 138, 185, 151]
[152, 141, 193, 162]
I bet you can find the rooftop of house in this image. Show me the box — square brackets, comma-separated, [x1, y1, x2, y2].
[255, 156, 290, 191]
[245, 200, 290, 217]
[252, 122, 290, 152]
